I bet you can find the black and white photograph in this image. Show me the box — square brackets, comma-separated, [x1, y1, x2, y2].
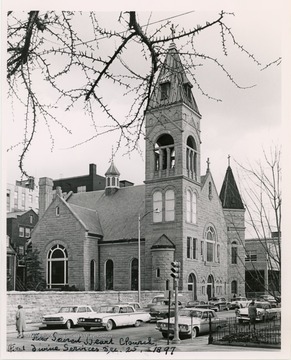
[2, 1, 290, 359]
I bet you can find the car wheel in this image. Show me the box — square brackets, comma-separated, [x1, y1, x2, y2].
[84, 326, 91, 331]
[106, 320, 114, 331]
[161, 332, 168, 339]
[134, 320, 141, 327]
[65, 320, 73, 329]
[191, 327, 198, 338]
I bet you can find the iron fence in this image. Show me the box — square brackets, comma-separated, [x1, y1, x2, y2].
[212, 316, 281, 347]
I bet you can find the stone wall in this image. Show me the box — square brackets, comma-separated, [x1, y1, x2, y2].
[7, 290, 191, 325]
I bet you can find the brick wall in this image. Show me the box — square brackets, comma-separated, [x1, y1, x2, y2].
[31, 196, 87, 290]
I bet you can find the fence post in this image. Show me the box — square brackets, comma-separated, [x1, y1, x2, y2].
[208, 315, 213, 344]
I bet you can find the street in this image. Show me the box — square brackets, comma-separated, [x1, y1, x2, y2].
[6, 310, 274, 354]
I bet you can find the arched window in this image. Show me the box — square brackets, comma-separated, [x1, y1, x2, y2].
[55, 206, 60, 216]
[205, 226, 216, 263]
[192, 192, 197, 223]
[231, 280, 238, 295]
[105, 259, 114, 290]
[165, 189, 175, 221]
[186, 190, 197, 224]
[153, 191, 163, 222]
[231, 241, 238, 264]
[188, 273, 197, 300]
[207, 274, 215, 299]
[90, 260, 95, 290]
[131, 258, 138, 290]
[47, 244, 68, 289]
[186, 190, 191, 222]
[154, 134, 175, 171]
[217, 244, 220, 263]
[186, 136, 198, 180]
[208, 182, 213, 200]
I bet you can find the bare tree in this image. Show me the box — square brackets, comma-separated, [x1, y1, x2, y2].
[7, 11, 281, 177]
[236, 146, 281, 299]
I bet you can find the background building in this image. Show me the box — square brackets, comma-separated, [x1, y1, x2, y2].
[245, 233, 281, 298]
[6, 209, 39, 289]
[6, 177, 39, 213]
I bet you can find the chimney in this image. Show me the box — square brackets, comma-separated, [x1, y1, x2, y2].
[89, 163, 96, 175]
[39, 177, 53, 219]
[56, 186, 62, 197]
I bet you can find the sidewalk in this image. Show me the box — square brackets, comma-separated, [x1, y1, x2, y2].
[7, 322, 43, 335]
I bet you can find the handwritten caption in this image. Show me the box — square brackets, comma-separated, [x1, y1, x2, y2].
[8, 332, 176, 354]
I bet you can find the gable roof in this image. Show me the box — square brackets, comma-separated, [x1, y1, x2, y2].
[151, 234, 175, 249]
[68, 203, 103, 236]
[67, 185, 145, 241]
[219, 166, 244, 209]
[148, 42, 200, 114]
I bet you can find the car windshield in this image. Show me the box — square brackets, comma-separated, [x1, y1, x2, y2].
[58, 307, 78, 313]
[178, 309, 202, 318]
[97, 306, 119, 313]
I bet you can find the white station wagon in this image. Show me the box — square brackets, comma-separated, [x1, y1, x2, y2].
[78, 304, 151, 331]
[42, 305, 96, 329]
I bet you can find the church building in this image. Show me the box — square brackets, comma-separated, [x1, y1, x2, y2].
[31, 41, 246, 300]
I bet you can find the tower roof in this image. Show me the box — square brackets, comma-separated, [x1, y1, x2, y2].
[148, 42, 200, 114]
[105, 161, 120, 176]
[219, 166, 244, 209]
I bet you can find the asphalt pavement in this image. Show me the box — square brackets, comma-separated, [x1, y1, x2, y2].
[6, 322, 277, 353]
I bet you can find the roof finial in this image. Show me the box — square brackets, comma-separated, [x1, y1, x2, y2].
[110, 146, 114, 163]
[206, 157, 210, 172]
[228, 154, 231, 167]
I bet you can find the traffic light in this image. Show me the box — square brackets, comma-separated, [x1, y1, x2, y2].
[170, 261, 180, 279]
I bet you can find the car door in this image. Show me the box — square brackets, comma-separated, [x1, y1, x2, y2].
[200, 311, 210, 334]
[117, 306, 129, 326]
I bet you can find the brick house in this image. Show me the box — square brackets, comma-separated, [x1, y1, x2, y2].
[6, 209, 39, 287]
[31, 41, 246, 300]
[245, 233, 281, 297]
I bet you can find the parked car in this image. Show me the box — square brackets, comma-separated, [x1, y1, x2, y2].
[77, 304, 151, 331]
[227, 296, 249, 309]
[146, 294, 183, 309]
[236, 301, 280, 323]
[208, 297, 228, 311]
[259, 295, 277, 308]
[149, 298, 184, 321]
[156, 308, 227, 339]
[185, 300, 206, 308]
[42, 305, 96, 329]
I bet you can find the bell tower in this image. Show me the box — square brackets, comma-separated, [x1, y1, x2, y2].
[143, 40, 202, 290]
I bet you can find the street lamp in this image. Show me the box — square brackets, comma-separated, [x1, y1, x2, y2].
[138, 208, 159, 303]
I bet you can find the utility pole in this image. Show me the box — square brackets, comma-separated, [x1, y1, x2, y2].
[170, 261, 181, 344]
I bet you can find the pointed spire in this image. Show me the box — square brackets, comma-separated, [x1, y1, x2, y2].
[105, 161, 120, 177]
[147, 39, 200, 114]
[219, 164, 244, 209]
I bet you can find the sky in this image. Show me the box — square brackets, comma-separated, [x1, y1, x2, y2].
[1, 1, 291, 358]
[1, 3, 288, 196]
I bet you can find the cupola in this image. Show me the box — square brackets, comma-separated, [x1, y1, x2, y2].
[105, 160, 120, 195]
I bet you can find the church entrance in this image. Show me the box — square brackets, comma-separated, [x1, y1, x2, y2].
[207, 274, 214, 300]
[188, 273, 197, 300]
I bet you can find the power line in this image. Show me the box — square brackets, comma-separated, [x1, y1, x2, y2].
[41, 11, 196, 50]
